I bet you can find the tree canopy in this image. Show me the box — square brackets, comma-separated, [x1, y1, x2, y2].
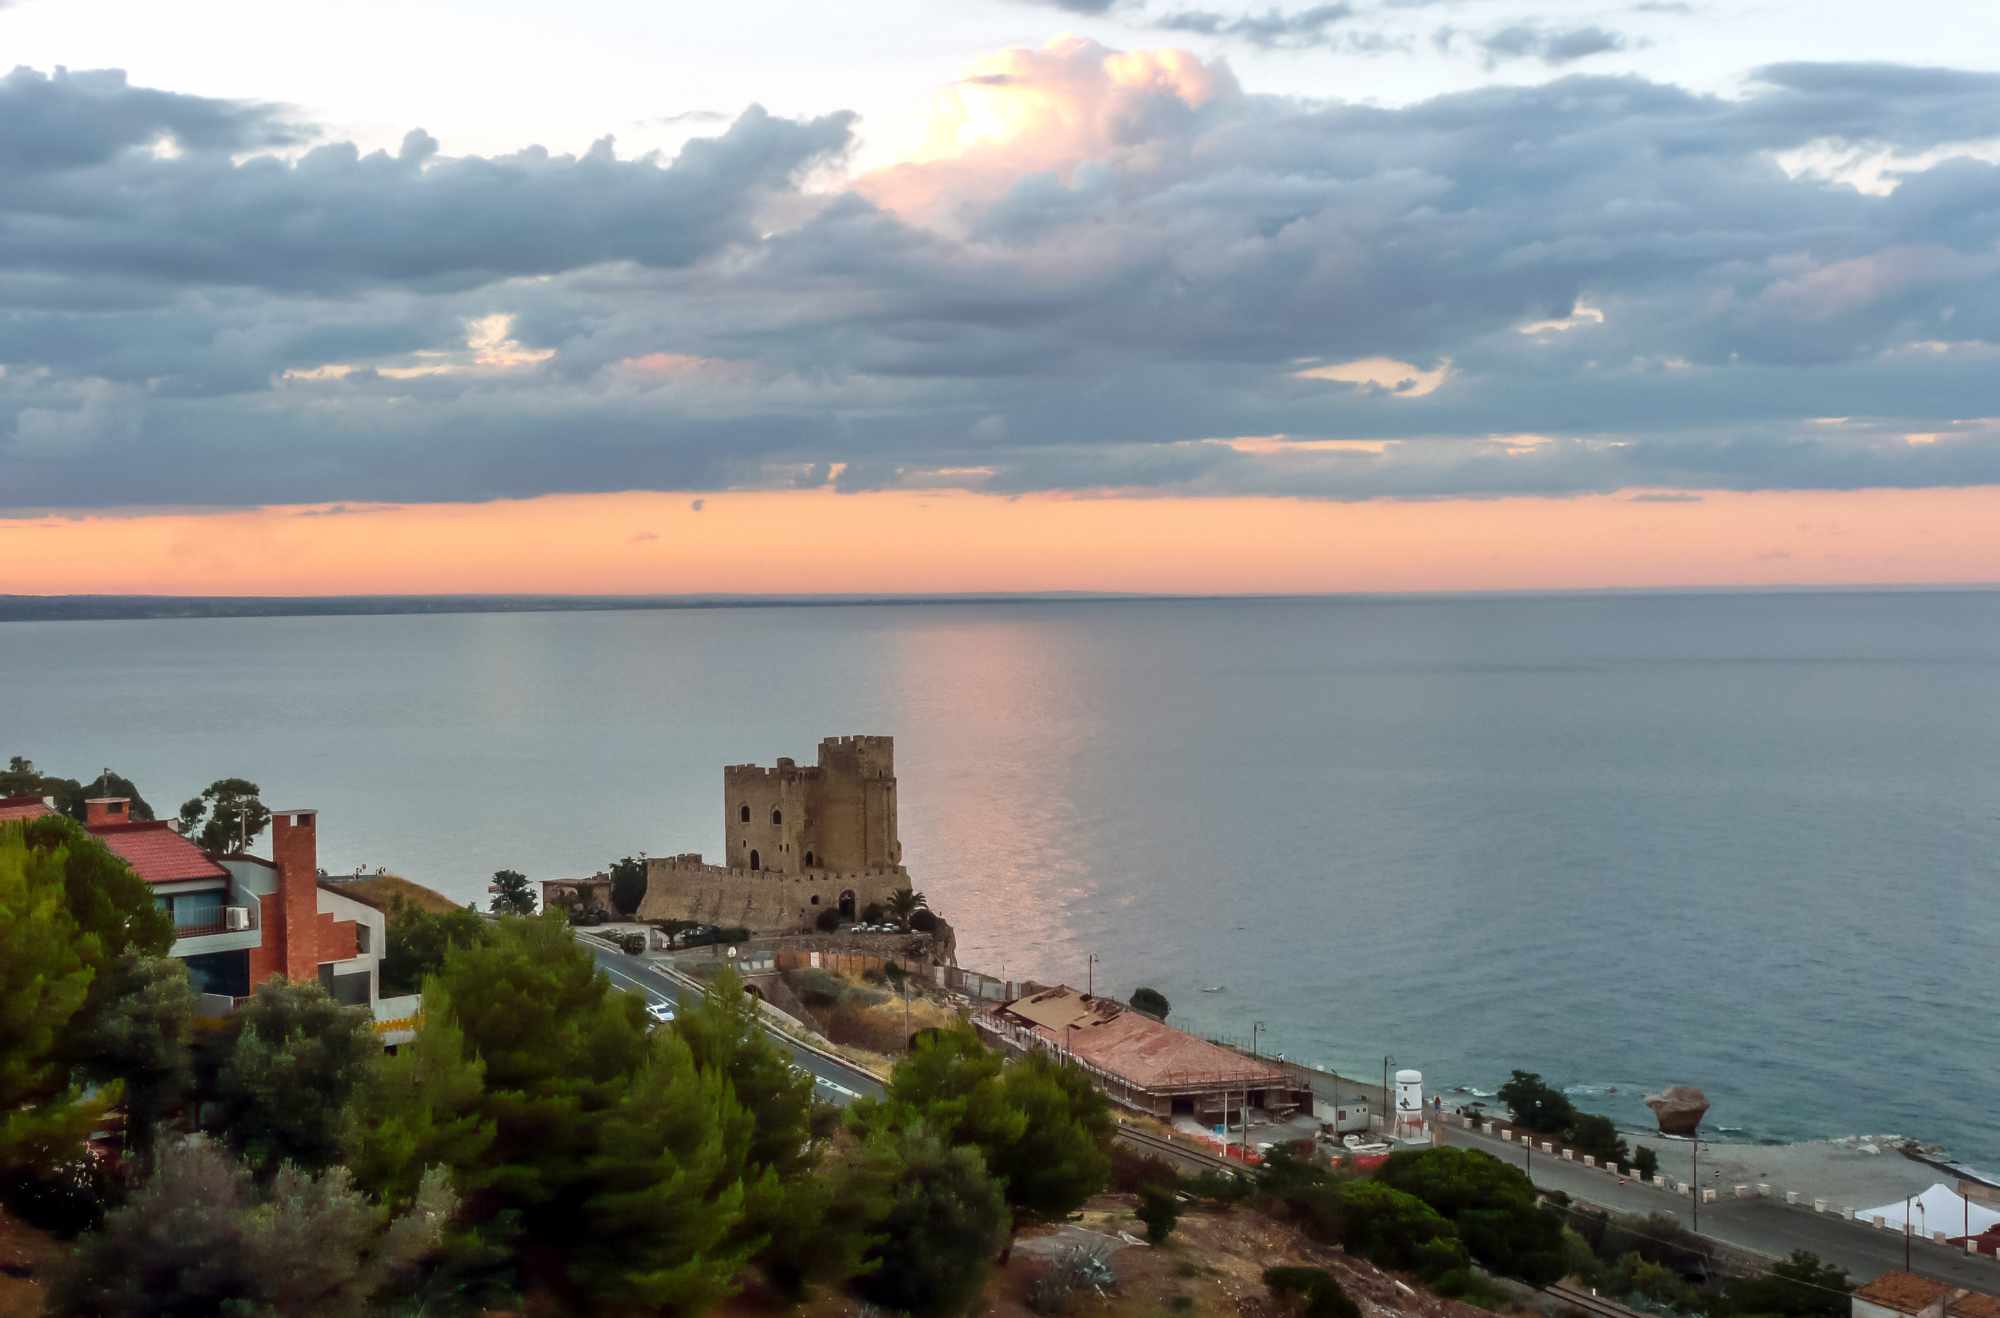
[487, 867, 536, 916]
[175, 778, 272, 855]
[609, 855, 647, 916]
[1376, 1146, 1567, 1286]
[1129, 985, 1170, 1020]
[430, 914, 755, 1311]
[380, 897, 491, 996]
[216, 978, 380, 1174]
[851, 1125, 1009, 1317]
[2, 757, 155, 822]
[50, 1135, 456, 1318]
[1497, 1070, 1577, 1134]
[0, 823, 107, 1179]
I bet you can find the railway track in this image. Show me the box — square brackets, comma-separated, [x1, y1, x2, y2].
[1113, 1123, 1246, 1177]
[1544, 1281, 1651, 1318]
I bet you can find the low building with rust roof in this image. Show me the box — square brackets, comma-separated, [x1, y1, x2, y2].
[977, 984, 1312, 1122]
[1849, 1273, 2000, 1318]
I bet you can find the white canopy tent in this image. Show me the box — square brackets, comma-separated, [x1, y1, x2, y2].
[1855, 1182, 2000, 1237]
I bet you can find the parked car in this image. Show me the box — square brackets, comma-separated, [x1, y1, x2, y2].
[645, 1001, 676, 1028]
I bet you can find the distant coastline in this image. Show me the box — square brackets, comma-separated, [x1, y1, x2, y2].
[3, 584, 1996, 624]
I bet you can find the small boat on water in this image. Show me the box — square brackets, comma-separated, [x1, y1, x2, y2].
[1201, 985, 1225, 993]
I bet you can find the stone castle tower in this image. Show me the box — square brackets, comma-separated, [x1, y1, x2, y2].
[722, 735, 902, 875]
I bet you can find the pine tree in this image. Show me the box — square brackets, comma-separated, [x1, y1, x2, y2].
[0, 826, 109, 1177]
[342, 981, 494, 1209]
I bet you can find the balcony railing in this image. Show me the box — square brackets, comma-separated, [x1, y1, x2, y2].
[170, 902, 258, 942]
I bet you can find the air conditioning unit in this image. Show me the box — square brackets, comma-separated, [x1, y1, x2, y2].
[224, 906, 251, 932]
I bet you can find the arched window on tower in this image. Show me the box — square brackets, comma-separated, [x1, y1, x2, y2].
[739, 804, 750, 823]
[772, 808, 783, 826]
[749, 849, 761, 871]
[803, 850, 815, 868]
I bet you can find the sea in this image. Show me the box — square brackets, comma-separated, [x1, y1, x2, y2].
[5, 591, 1997, 1166]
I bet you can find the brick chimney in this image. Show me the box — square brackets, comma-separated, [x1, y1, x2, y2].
[271, 809, 320, 982]
[84, 797, 132, 828]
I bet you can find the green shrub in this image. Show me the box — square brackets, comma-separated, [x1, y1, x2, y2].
[815, 907, 842, 932]
[1137, 1184, 1182, 1244]
[1498, 1071, 1577, 1134]
[1332, 1180, 1466, 1279]
[1565, 1113, 1628, 1166]
[1632, 1145, 1659, 1179]
[1377, 1147, 1567, 1286]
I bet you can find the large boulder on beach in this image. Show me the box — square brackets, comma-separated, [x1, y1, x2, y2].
[1645, 1086, 1710, 1135]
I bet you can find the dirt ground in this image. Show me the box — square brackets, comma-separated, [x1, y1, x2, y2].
[715, 1191, 1512, 1318]
[0, 1209, 60, 1318]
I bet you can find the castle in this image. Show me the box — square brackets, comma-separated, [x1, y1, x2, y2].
[616, 735, 917, 932]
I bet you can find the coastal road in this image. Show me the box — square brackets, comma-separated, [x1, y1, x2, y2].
[581, 937, 884, 1107]
[1445, 1123, 2000, 1290]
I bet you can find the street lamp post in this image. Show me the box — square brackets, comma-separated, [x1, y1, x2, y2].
[1382, 1056, 1394, 1136]
[1252, 1021, 1265, 1059]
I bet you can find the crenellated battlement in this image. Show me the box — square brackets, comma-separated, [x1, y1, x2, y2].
[627, 735, 911, 932]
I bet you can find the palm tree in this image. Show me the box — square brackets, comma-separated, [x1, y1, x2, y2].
[886, 887, 928, 927]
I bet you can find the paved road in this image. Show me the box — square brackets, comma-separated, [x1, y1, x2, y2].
[582, 939, 884, 1107]
[1446, 1123, 2000, 1289]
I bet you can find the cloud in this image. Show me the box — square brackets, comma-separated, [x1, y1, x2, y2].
[4, 53, 2000, 510]
[1152, 5, 1358, 50]
[0, 68, 855, 296]
[1439, 23, 1633, 67]
[1013, 0, 1124, 11]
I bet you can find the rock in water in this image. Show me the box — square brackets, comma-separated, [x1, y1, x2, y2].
[1645, 1086, 1710, 1135]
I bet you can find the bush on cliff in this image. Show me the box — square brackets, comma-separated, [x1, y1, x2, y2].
[1129, 986, 1170, 1020]
[1376, 1146, 1566, 1286]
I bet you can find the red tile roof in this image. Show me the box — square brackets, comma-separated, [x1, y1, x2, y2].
[1855, 1274, 1953, 1315]
[1948, 1293, 2000, 1318]
[0, 795, 54, 822]
[87, 821, 230, 884]
[995, 987, 1289, 1093]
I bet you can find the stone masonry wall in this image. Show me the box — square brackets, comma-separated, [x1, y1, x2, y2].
[634, 855, 910, 933]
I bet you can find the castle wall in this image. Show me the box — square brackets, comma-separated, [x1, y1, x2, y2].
[811, 735, 899, 871]
[723, 762, 816, 875]
[634, 855, 910, 932]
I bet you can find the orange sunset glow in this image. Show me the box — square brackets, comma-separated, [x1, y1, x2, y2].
[10, 487, 1999, 597]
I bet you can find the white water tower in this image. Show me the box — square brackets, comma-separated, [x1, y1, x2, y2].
[1392, 1069, 1427, 1141]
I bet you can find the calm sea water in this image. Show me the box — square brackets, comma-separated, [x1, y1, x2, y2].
[5, 593, 1997, 1164]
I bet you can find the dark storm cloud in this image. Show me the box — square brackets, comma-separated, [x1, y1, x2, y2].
[4, 60, 2000, 509]
[0, 69, 854, 296]
[0, 66, 308, 173]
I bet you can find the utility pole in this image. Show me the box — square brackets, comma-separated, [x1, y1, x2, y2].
[1086, 953, 1097, 999]
[1382, 1055, 1394, 1135]
[1692, 1138, 1700, 1231]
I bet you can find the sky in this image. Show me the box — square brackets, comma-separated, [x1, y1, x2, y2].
[4, 0, 2000, 595]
